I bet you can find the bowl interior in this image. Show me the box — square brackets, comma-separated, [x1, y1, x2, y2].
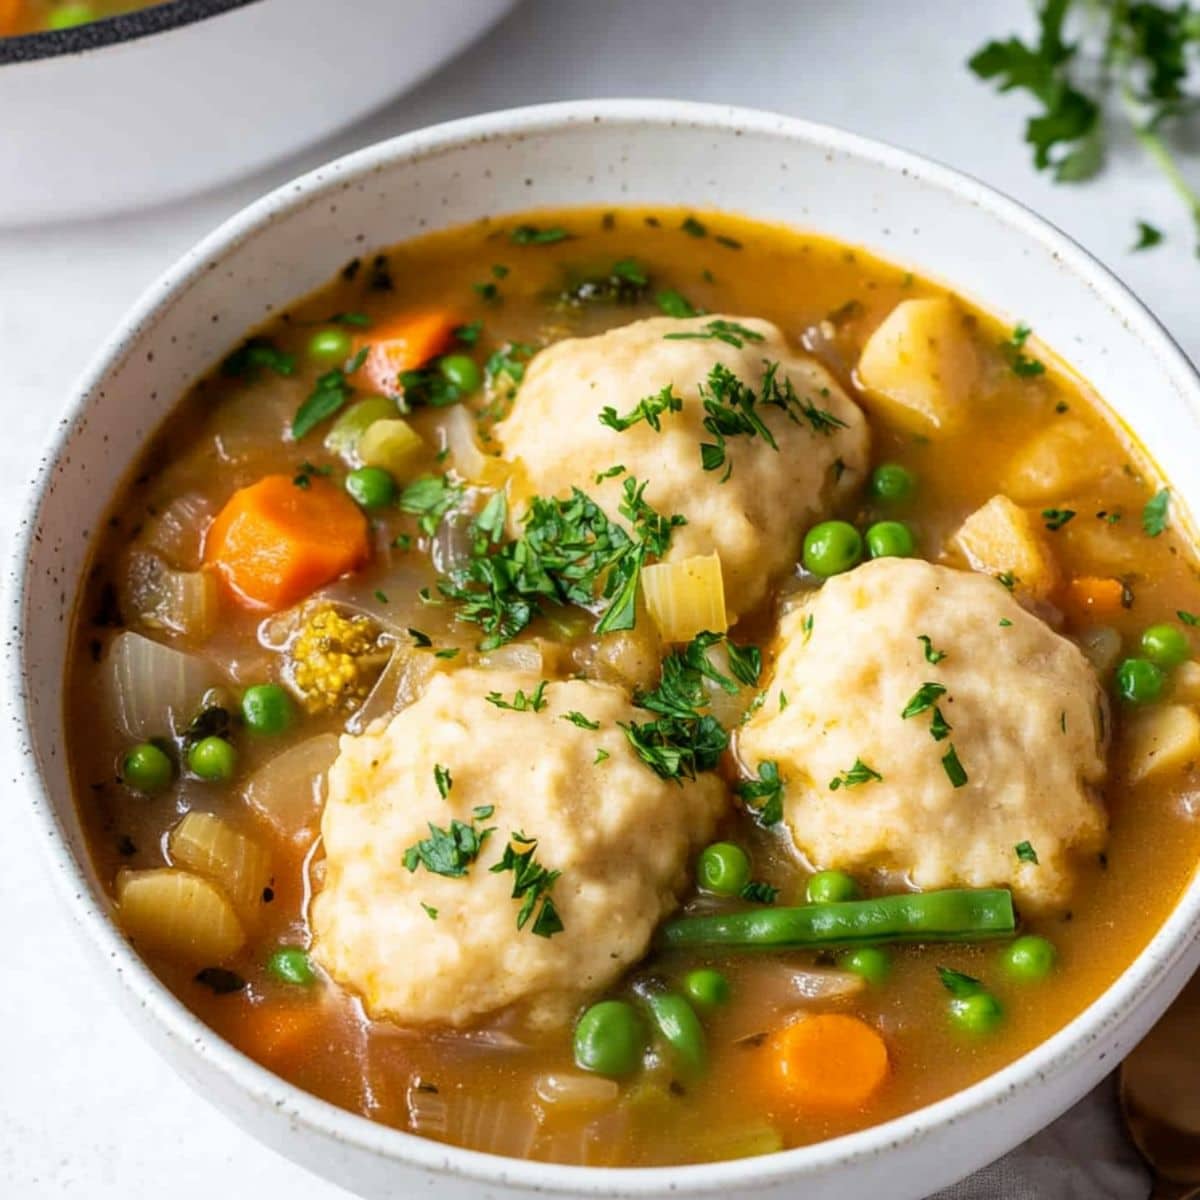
[12, 101, 1200, 1197]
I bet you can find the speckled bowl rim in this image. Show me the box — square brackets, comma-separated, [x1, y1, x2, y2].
[9, 99, 1200, 1195]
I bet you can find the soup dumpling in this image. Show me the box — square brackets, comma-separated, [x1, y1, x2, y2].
[311, 669, 725, 1028]
[737, 558, 1108, 910]
[493, 315, 868, 620]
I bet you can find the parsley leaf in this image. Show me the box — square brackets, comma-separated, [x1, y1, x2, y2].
[930, 707, 953, 742]
[737, 759, 785, 826]
[1143, 488, 1170, 536]
[490, 831, 563, 937]
[291, 348, 367, 440]
[1042, 508, 1076, 531]
[681, 216, 707, 237]
[941, 744, 969, 788]
[1133, 220, 1164, 250]
[558, 260, 652, 308]
[486, 681, 549, 713]
[664, 319, 765, 349]
[222, 337, 296, 380]
[1001, 323, 1046, 377]
[433, 764, 453, 799]
[600, 385, 682, 433]
[918, 634, 947, 664]
[403, 808, 495, 878]
[561, 711, 600, 730]
[901, 682, 948, 720]
[398, 475, 464, 536]
[740, 880, 779, 904]
[1015, 840, 1040, 865]
[937, 966, 984, 998]
[829, 758, 883, 790]
[1178, 609, 1200, 626]
[656, 289, 698, 318]
[510, 224, 570, 245]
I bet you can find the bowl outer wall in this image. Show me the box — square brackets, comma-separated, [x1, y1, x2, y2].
[0, 0, 516, 225]
[7, 99, 1200, 1199]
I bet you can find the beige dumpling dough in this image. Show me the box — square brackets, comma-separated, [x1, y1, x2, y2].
[492, 315, 868, 619]
[737, 558, 1108, 909]
[311, 669, 725, 1028]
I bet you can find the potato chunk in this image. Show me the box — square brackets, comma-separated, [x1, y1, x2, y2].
[950, 494, 1059, 602]
[1002, 419, 1115, 503]
[1125, 704, 1200, 784]
[116, 868, 245, 964]
[856, 298, 980, 437]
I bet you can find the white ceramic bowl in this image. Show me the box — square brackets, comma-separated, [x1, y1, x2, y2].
[9, 100, 1200, 1199]
[0, 0, 516, 225]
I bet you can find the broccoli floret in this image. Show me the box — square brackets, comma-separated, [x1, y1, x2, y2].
[287, 604, 389, 714]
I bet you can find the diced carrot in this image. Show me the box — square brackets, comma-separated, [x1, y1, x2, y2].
[204, 474, 369, 611]
[759, 1013, 889, 1114]
[235, 1000, 325, 1067]
[354, 309, 458, 394]
[1062, 576, 1126, 622]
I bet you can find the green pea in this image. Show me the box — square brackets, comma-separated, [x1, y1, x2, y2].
[841, 946, 891, 985]
[307, 327, 354, 365]
[241, 684, 295, 736]
[682, 968, 730, 1009]
[267, 947, 316, 987]
[1001, 935, 1057, 982]
[865, 520, 915, 560]
[1140, 623, 1190, 669]
[188, 736, 236, 783]
[438, 354, 482, 394]
[1115, 657, 1165, 704]
[802, 520, 863, 577]
[573, 1000, 644, 1077]
[121, 742, 173, 794]
[46, 3, 95, 29]
[949, 991, 1003, 1034]
[697, 842, 751, 896]
[870, 462, 916, 503]
[345, 465, 396, 510]
[806, 869, 860, 904]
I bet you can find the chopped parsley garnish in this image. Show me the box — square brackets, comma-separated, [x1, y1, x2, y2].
[510, 224, 570, 245]
[486, 681, 549, 713]
[918, 634, 947, 664]
[332, 311, 371, 327]
[561, 711, 600, 730]
[681, 216, 708, 237]
[483, 341, 535, 405]
[600, 384, 682, 433]
[420, 902, 438, 920]
[292, 460, 331, 489]
[434, 648, 460, 660]
[737, 759, 784, 826]
[594, 747, 610, 765]
[291, 347, 368, 440]
[1143, 488, 1170, 537]
[1042, 508, 1076, 531]
[594, 464, 626, 484]
[490, 832, 563, 937]
[930, 707, 953, 742]
[829, 758, 883, 791]
[473, 281, 501, 304]
[1178, 610, 1200, 627]
[664, 319, 765, 349]
[407, 628, 433, 648]
[941, 744, 969, 788]
[399, 365, 466, 408]
[937, 966, 983, 998]
[559, 259, 652, 307]
[492, 264, 509, 279]
[656, 289, 698, 318]
[1000, 323, 1046, 378]
[222, 337, 296, 380]
[901, 681, 948, 720]
[453, 319, 482, 346]
[1016, 840, 1040, 865]
[437, 481, 684, 649]
[996, 571, 1017, 591]
[801, 613, 815, 644]
[398, 474, 464, 536]
[374, 589, 389, 605]
[433, 764, 453, 799]
[1133, 220, 1164, 251]
[403, 806, 496, 878]
[714, 234, 743, 250]
[725, 640, 762, 687]
[999, 618, 1013, 627]
[740, 880, 779, 904]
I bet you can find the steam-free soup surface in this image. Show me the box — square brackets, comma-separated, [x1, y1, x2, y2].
[68, 207, 1200, 1165]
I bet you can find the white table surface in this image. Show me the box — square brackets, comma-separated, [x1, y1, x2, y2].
[2, 1, 1195, 1195]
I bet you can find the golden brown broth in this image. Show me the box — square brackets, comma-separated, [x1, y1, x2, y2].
[66, 206, 1200, 1165]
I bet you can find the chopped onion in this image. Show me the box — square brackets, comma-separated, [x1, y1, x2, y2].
[432, 506, 478, 576]
[477, 641, 544, 673]
[104, 630, 219, 739]
[116, 867, 245, 964]
[407, 1085, 537, 1158]
[534, 1073, 619, 1110]
[443, 404, 510, 485]
[167, 811, 272, 924]
[347, 647, 439, 735]
[242, 734, 339, 842]
[641, 552, 728, 642]
[722, 961, 865, 1044]
[1077, 625, 1122, 674]
[141, 493, 214, 569]
[121, 551, 219, 640]
[699, 640, 753, 728]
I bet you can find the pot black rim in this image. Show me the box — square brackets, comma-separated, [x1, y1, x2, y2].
[0, 0, 261, 66]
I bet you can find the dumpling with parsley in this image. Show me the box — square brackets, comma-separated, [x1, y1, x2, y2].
[492, 315, 868, 620]
[736, 558, 1109, 910]
[311, 668, 725, 1028]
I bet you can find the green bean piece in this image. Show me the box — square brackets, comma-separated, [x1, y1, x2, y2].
[636, 984, 706, 1077]
[573, 1000, 643, 1077]
[660, 888, 1015, 950]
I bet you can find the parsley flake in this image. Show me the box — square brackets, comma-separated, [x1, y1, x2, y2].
[1042, 508, 1076, 531]
[600, 385, 682, 433]
[937, 966, 984, 998]
[901, 681, 948, 720]
[486, 681, 549, 713]
[740, 880, 779, 905]
[433, 764, 453, 799]
[737, 759, 785, 826]
[561, 711, 600, 730]
[1001, 324, 1046, 378]
[1133, 220, 1164, 251]
[403, 809, 495, 879]
[1143, 488, 1170, 537]
[941, 744, 969, 788]
[918, 634, 947, 664]
[829, 758, 883, 791]
[510, 224, 570, 245]
[664, 319, 765, 349]
[490, 831, 564, 937]
[1015, 840, 1040, 865]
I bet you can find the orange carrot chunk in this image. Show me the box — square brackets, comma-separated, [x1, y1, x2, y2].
[1062, 575, 1125, 622]
[234, 1001, 325, 1067]
[204, 475, 369, 612]
[354, 309, 458, 394]
[763, 1013, 889, 1114]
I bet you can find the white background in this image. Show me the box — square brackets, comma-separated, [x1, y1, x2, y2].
[2, 1, 1195, 1195]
